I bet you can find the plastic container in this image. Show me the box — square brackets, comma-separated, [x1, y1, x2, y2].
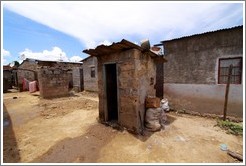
[220, 144, 228, 151]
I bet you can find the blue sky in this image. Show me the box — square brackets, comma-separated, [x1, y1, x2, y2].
[1, 1, 244, 65]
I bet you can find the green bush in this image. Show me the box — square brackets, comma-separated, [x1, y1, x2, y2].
[216, 120, 243, 135]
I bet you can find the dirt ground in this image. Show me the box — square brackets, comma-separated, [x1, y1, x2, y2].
[2, 90, 244, 163]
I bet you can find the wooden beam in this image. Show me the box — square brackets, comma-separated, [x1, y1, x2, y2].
[223, 64, 233, 121]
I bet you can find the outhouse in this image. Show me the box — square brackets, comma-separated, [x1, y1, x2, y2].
[83, 39, 167, 134]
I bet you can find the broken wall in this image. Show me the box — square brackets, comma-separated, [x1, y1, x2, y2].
[38, 67, 70, 98]
[97, 49, 156, 133]
[17, 60, 38, 85]
[162, 26, 243, 118]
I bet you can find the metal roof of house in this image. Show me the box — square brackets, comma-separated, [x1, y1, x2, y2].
[83, 39, 167, 62]
[80, 55, 94, 62]
[3, 65, 11, 70]
[160, 25, 243, 43]
[21, 58, 83, 65]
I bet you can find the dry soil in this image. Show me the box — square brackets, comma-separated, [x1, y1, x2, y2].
[3, 90, 243, 163]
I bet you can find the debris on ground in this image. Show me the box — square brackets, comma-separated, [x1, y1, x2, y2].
[160, 98, 170, 112]
[227, 150, 243, 161]
[220, 144, 228, 151]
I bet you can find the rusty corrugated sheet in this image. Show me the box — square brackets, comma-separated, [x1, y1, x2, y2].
[83, 39, 143, 56]
[161, 25, 243, 43]
[83, 39, 167, 63]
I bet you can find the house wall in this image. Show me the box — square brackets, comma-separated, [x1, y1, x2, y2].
[17, 60, 83, 92]
[17, 70, 36, 85]
[73, 67, 84, 92]
[3, 70, 12, 92]
[162, 26, 243, 118]
[17, 61, 37, 85]
[83, 56, 98, 92]
[97, 49, 156, 133]
[38, 67, 70, 98]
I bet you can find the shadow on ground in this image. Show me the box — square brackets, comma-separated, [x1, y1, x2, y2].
[31, 123, 116, 163]
[3, 103, 21, 163]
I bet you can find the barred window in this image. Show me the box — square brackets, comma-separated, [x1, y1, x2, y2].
[218, 57, 242, 84]
[91, 67, 95, 78]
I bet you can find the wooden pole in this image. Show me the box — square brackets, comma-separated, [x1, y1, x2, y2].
[223, 64, 233, 121]
[227, 150, 243, 161]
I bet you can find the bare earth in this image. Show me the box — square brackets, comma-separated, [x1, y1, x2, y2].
[3, 90, 243, 163]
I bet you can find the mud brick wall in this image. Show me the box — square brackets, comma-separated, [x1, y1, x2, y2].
[3, 70, 12, 92]
[83, 56, 98, 92]
[17, 70, 36, 85]
[97, 49, 156, 134]
[38, 67, 70, 98]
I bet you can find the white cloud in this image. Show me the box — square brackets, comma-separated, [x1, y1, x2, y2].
[70, 56, 83, 62]
[19, 46, 69, 62]
[3, 49, 11, 57]
[2, 49, 11, 65]
[98, 40, 112, 46]
[3, 2, 243, 48]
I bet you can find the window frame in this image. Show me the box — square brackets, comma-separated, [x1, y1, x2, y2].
[218, 57, 242, 84]
[90, 66, 95, 78]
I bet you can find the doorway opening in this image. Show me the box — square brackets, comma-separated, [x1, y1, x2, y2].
[105, 64, 118, 121]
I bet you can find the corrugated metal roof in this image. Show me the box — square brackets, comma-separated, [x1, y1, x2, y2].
[3, 65, 11, 70]
[22, 58, 83, 65]
[161, 25, 243, 43]
[83, 39, 144, 56]
[83, 39, 167, 63]
[81, 55, 93, 62]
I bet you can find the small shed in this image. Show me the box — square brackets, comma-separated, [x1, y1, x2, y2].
[83, 39, 167, 134]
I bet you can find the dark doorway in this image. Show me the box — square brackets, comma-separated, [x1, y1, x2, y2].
[105, 64, 118, 121]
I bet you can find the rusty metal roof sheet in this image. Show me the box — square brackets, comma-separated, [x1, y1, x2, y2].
[83, 39, 167, 62]
[83, 39, 144, 56]
[160, 25, 243, 43]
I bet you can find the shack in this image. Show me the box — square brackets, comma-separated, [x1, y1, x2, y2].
[83, 39, 167, 134]
[157, 25, 243, 118]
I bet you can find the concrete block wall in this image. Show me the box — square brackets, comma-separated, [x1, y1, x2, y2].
[163, 27, 243, 84]
[97, 49, 156, 133]
[38, 67, 69, 98]
[162, 26, 243, 118]
[73, 67, 83, 92]
[83, 56, 98, 92]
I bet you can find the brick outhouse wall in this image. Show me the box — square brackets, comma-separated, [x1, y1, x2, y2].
[83, 56, 98, 92]
[38, 67, 70, 98]
[162, 26, 243, 118]
[97, 49, 156, 133]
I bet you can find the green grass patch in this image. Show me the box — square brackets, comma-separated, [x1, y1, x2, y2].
[216, 119, 243, 135]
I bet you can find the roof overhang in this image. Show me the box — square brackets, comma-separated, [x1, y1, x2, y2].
[83, 39, 167, 62]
